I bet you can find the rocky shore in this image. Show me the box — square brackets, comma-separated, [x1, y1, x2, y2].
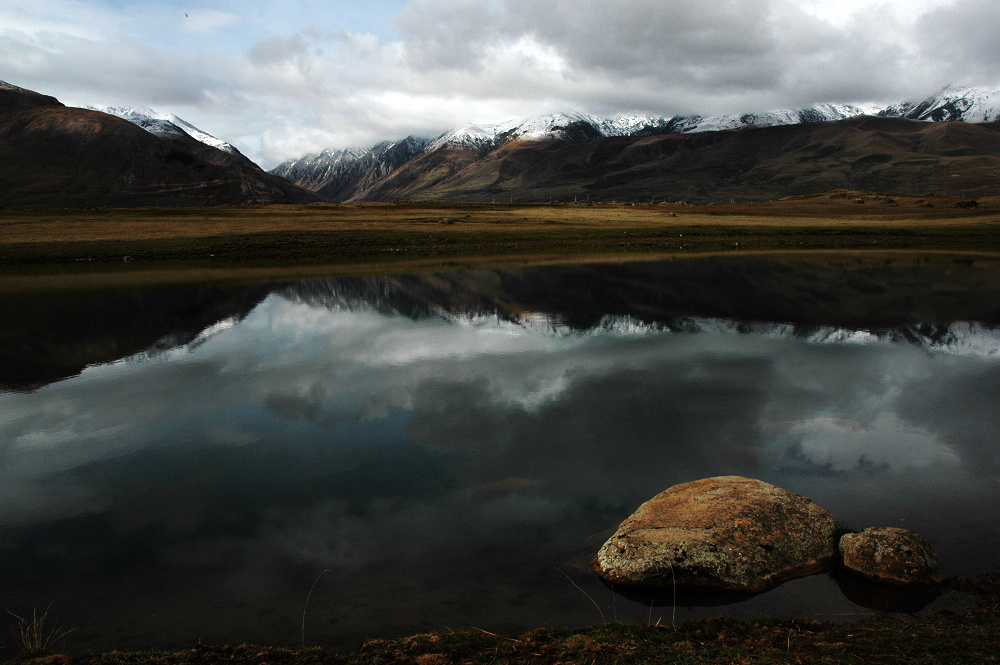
[8, 572, 999, 665]
[592, 476, 950, 600]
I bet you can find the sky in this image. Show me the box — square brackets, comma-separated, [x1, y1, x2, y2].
[3, 0, 1000, 169]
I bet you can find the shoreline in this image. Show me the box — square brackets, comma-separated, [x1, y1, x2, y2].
[6, 572, 999, 665]
[4, 248, 1000, 296]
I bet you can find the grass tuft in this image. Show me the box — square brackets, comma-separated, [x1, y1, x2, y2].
[7, 605, 75, 658]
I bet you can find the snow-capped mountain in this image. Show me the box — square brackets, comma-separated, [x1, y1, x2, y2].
[428, 112, 676, 151]
[270, 136, 429, 201]
[429, 103, 891, 153]
[296, 85, 1000, 164]
[271, 84, 1000, 201]
[270, 147, 372, 190]
[1, 81, 323, 208]
[668, 102, 883, 134]
[272, 103, 897, 197]
[90, 105, 238, 154]
[879, 85, 1000, 123]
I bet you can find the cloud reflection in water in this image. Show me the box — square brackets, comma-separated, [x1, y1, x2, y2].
[1, 275, 999, 651]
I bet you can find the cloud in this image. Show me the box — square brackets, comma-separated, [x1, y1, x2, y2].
[180, 8, 241, 35]
[248, 34, 312, 68]
[916, 0, 1000, 84]
[4, 0, 1000, 167]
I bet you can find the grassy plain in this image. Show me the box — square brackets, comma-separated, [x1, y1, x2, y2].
[2, 191, 1000, 292]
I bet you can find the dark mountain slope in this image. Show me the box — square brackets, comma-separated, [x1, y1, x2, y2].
[358, 116, 1000, 203]
[271, 136, 429, 202]
[0, 83, 324, 208]
[0, 80, 62, 113]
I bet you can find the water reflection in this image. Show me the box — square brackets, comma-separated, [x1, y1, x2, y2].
[1, 257, 999, 652]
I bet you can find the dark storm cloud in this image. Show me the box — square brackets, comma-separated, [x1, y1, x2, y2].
[5, 0, 999, 166]
[916, 0, 1000, 82]
[513, 0, 777, 77]
[388, 0, 962, 115]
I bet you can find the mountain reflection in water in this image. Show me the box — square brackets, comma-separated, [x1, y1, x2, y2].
[1, 256, 999, 653]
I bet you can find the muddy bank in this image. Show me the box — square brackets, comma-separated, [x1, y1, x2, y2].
[7, 573, 999, 665]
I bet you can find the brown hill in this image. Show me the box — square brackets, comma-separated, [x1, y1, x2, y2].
[359, 116, 1000, 203]
[0, 82, 324, 208]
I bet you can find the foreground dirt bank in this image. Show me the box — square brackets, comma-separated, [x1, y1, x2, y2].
[6, 573, 998, 665]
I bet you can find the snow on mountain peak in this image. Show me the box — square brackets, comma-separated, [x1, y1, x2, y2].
[90, 105, 238, 154]
[425, 101, 897, 153]
[428, 120, 515, 151]
[879, 85, 1000, 123]
[428, 112, 675, 151]
[668, 102, 883, 134]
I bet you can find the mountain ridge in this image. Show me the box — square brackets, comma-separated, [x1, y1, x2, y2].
[0, 81, 323, 208]
[351, 114, 1000, 203]
[269, 136, 429, 202]
[4, 79, 1000, 208]
[91, 105, 240, 154]
[273, 85, 1000, 203]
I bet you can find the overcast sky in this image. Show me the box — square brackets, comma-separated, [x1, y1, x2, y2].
[3, 0, 1000, 168]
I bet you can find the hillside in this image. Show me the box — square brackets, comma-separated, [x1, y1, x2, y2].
[0, 81, 324, 208]
[5, 78, 1000, 207]
[270, 136, 429, 202]
[358, 115, 1000, 202]
[273, 86, 1000, 203]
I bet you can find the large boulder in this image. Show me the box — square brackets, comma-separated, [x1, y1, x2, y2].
[839, 526, 948, 587]
[592, 476, 841, 594]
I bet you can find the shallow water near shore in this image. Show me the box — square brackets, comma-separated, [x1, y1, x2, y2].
[2, 255, 999, 653]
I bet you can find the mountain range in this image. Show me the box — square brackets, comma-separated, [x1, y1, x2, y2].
[0, 81, 321, 208]
[273, 86, 1000, 203]
[2, 79, 1000, 208]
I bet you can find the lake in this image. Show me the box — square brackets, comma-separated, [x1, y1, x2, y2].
[2, 254, 999, 653]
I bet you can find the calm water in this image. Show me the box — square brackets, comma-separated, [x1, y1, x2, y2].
[2, 256, 999, 652]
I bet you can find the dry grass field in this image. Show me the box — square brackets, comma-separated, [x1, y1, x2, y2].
[2, 191, 999, 292]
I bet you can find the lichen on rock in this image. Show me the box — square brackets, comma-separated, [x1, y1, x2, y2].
[591, 476, 841, 594]
[839, 526, 948, 587]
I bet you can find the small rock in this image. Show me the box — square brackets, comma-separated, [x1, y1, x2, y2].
[592, 476, 841, 594]
[839, 526, 948, 587]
